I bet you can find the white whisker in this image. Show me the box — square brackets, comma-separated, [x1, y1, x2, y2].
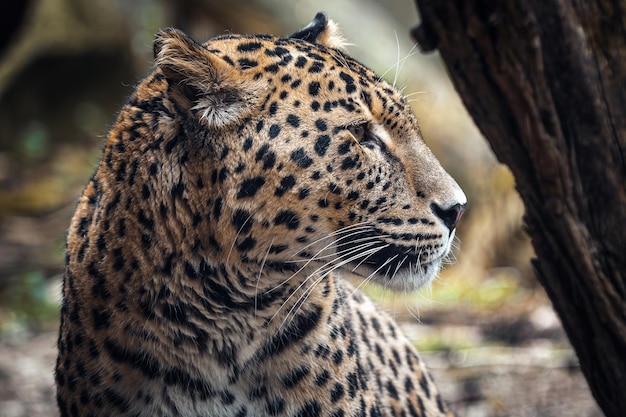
[255, 238, 274, 318]
[343, 253, 399, 304]
[226, 214, 252, 265]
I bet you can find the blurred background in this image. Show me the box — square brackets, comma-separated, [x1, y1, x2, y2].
[0, 0, 601, 416]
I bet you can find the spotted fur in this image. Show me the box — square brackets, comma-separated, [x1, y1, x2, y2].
[56, 12, 466, 417]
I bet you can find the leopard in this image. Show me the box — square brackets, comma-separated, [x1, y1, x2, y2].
[55, 12, 466, 417]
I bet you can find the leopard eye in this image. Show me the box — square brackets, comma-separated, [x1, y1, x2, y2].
[348, 123, 384, 150]
[347, 123, 367, 142]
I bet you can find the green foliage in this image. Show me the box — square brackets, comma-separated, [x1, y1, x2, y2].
[0, 272, 59, 334]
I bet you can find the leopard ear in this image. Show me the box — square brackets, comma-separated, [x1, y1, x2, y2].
[154, 28, 264, 129]
[289, 12, 347, 50]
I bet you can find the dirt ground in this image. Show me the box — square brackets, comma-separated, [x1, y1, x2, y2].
[0, 319, 603, 417]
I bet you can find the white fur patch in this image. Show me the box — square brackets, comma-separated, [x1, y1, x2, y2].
[192, 96, 246, 129]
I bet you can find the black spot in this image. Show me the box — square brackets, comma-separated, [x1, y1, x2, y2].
[269, 102, 278, 115]
[92, 308, 111, 330]
[330, 383, 345, 403]
[309, 61, 324, 73]
[269, 46, 290, 57]
[237, 236, 257, 252]
[298, 188, 310, 200]
[161, 252, 175, 275]
[338, 140, 352, 154]
[238, 58, 258, 69]
[237, 177, 265, 199]
[404, 376, 415, 394]
[256, 305, 322, 360]
[296, 401, 321, 417]
[232, 209, 253, 233]
[269, 244, 289, 254]
[419, 373, 431, 399]
[314, 343, 330, 358]
[249, 384, 267, 401]
[378, 217, 403, 226]
[286, 114, 300, 127]
[346, 372, 359, 398]
[164, 135, 180, 154]
[269, 124, 281, 139]
[315, 119, 327, 131]
[96, 235, 106, 253]
[347, 191, 360, 200]
[386, 381, 399, 400]
[436, 394, 446, 413]
[256, 143, 270, 161]
[264, 64, 279, 73]
[104, 388, 130, 413]
[318, 198, 329, 208]
[295, 56, 307, 68]
[307, 52, 325, 61]
[218, 167, 229, 182]
[243, 137, 254, 152]
[282, 366, 310, 388]
[290, 148, 313, 168]
[361, 91, 372, 108]
[184, 261, 199, 280]
[311, 101, 320, 111]
[328, 182, 342, 195]
[315, 370, 330, 386]
[237, 42, 262, 52]
[314, 135, 331, 156]
[308, 81, 321, 96]
[213, 197, 223, 220]
[262, 152, 276, 170]
[220, 391, 235, 405]
[275, 175, 297, 196]
[141, 184, 150, 200]
[370, 404, 384, 417]
[332, 349, 344, 365]
[88, 262, 110, 300]
[256, 120, 265, 133]
[171, 182, 185, 199]
[274, 210, 300, 229]
[235, 162, 246, 173]
[112, 248, 125, 271]
[141, 234, 151, 250]
[341, 156, 359, 170]
[266, 397, 285, 415]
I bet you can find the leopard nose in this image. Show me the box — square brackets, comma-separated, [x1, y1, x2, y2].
[430, 202, 466, 232]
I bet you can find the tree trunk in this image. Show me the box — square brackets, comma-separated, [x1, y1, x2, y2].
[411, 1, 626, 416]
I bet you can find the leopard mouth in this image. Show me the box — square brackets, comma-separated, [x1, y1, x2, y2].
[336, 235, 446, 291]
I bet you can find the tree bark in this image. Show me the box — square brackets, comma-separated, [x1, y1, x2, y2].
[411, 1, 626, 416]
